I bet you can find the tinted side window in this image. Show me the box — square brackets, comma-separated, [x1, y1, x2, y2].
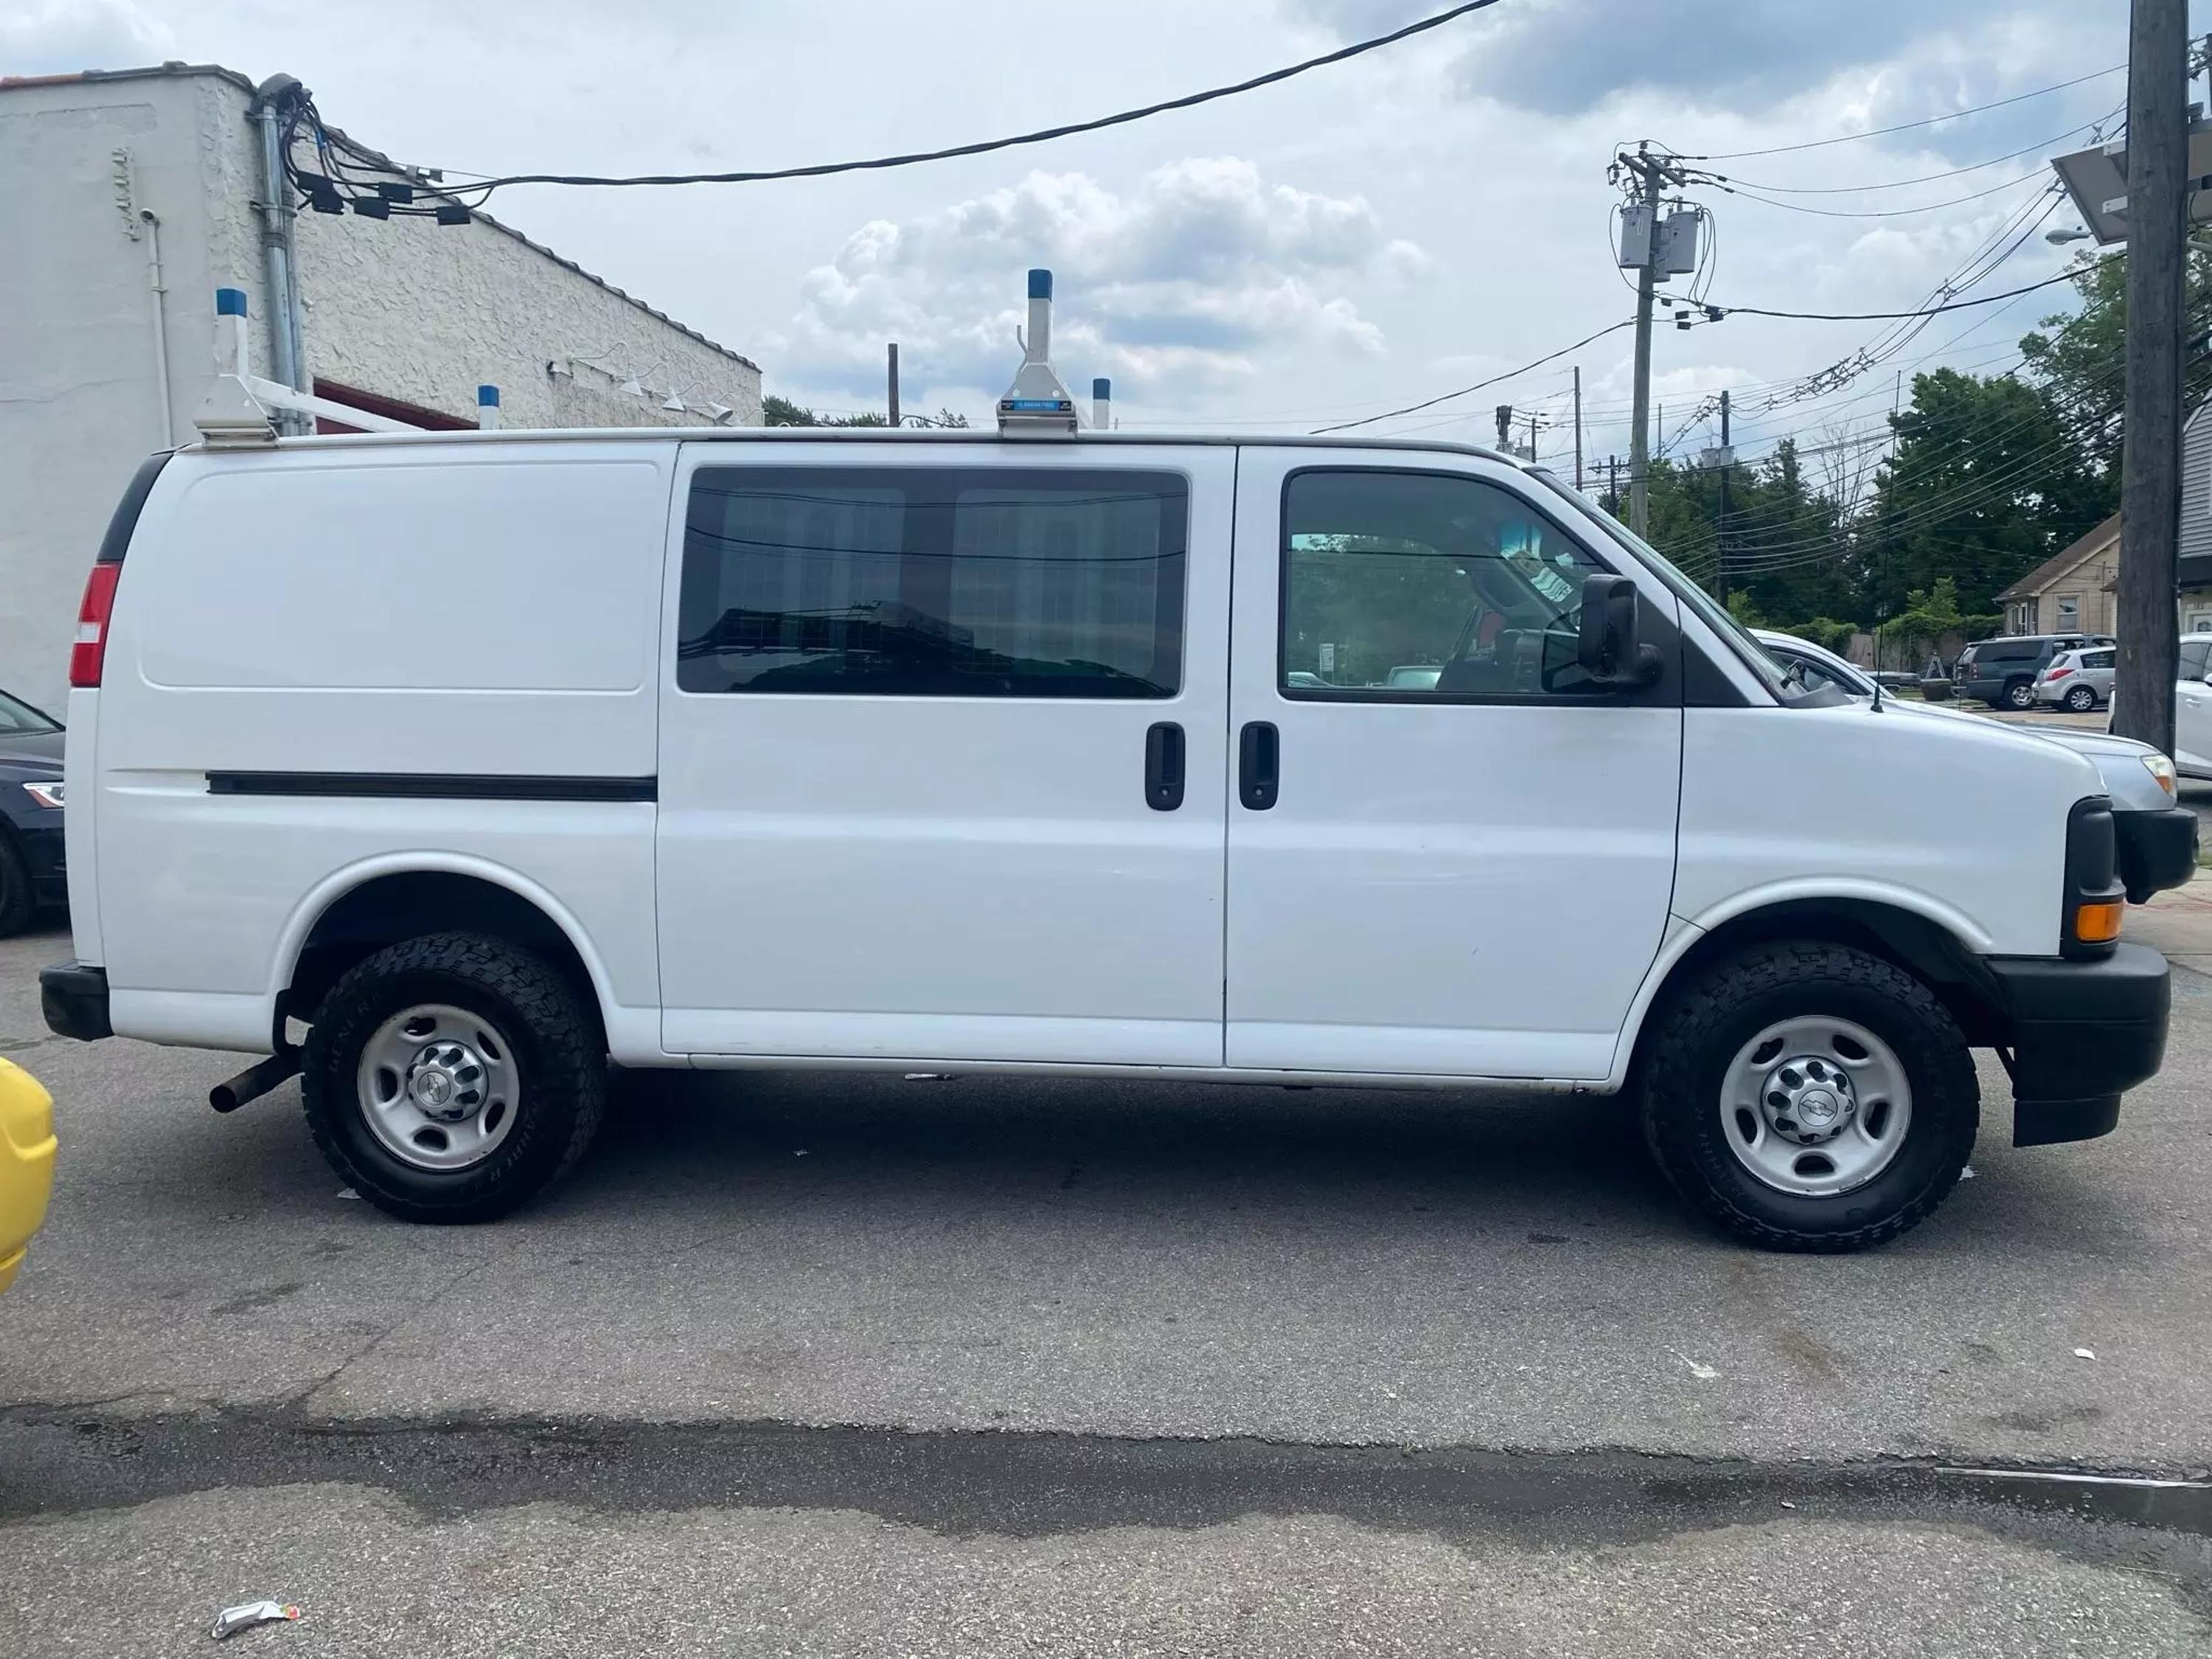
[678, 467, 1187, 698]
[1280, 470, 1611, 700]
[2183, 641, 2211, 680]
[2084, 649, 2115, 669]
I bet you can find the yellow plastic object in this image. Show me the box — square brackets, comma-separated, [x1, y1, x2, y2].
[0, 1057, 56, 1294]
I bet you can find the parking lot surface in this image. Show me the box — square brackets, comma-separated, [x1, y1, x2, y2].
[3, 921, 2208, 1654]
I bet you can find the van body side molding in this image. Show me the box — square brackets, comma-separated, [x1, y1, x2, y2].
[206, 771, 657, 803]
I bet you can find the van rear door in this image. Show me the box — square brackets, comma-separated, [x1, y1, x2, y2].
[655, 441, 1232, 1066]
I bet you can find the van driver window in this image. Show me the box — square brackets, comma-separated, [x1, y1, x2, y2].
[678, 467, 1187, 698]
[1280, 470, 1610, 699]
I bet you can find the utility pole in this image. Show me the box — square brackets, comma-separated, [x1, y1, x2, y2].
[2113, 0, 2189, 753]
[1609, 454, 1619, 514]
[1716, 389, 1733, 605]
[1616, 142, 1688, 538]
[1495, 403, 1514, 451]
[1879, 368, 1904, 673]
[887, 342, 901, 428]
[1523, 408, 1540, 463]
[1573, 366, 1583, 490]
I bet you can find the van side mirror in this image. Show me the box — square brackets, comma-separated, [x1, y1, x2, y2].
[1576, 574, 1661, 687]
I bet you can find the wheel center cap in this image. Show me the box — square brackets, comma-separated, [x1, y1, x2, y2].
[1763, 1055, 1858, 1145]
[411, 1068, 456, 1111]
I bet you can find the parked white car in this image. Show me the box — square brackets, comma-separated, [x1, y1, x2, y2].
[1755, 630, 2195, 901]
[2034, 645, 2115, 712]
[2176, 634, 2212, 779]
[42, 430, 2168, 1253]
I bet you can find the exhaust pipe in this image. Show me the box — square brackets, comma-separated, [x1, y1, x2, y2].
[210, 1048, 303, 1113]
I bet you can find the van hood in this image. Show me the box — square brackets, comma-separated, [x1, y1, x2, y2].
[1874, 695, 2107, 787]
[0, 728, 63, 771]
[1888, 699, 2153, 759]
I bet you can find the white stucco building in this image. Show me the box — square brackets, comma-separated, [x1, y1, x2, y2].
[0, 63, 763, 711]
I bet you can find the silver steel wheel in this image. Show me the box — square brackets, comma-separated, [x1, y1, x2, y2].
[356, 1003, 521, 1172]
[1717, 1015, 1912, 1197]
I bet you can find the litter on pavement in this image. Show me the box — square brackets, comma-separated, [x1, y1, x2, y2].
[211, 1601, 299, 1641]
[2073, 1347, 2097, 1360]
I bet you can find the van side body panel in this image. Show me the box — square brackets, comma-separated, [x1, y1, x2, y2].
[1673, 703, 2093, 961]
[91, 440, 673, 1053]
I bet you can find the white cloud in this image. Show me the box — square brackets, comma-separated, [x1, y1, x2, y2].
[0, 0, 173, 73]
[776, 158, 1421, 403]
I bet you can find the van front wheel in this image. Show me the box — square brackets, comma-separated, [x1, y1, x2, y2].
[1641, 942, 1979, 1252]
[301, 933, 605, 1223]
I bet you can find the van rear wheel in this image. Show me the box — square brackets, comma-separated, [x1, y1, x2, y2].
[1641, 942, 1978, 1252]
[301, 933, 604, 1223]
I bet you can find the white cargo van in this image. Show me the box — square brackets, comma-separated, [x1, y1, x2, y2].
[41, 422, 2170, 1251]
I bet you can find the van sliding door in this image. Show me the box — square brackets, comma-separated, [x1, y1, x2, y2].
[653, 441, 1234, 1066]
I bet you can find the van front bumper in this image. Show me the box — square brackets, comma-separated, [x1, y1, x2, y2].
[2115, 804, 2199, 901]
[39, 961, 111, 1043]
[1986, 943, 2168, 1147]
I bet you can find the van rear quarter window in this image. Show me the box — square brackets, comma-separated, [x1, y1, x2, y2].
[136, 459, 663, 692]
[677, 467, 1188, 698]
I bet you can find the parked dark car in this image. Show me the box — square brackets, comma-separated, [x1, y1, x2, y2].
[1953, 633, 2115, 710]
[0, 688, 66, 936]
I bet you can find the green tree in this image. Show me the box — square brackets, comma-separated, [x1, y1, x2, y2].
[1875, 576, 1999, 660]
[762, 394, 973, 429]
[1856, 369, 2107, 625]
[2018, 249, 2212, 481]
[1635, 439, 1856, 628]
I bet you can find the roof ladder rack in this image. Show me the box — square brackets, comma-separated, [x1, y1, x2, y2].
[192, 287, 430, 445]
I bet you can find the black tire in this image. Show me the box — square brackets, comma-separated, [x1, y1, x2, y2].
[301, 933, 605, 1223]
[0, 832, 31, 938]
[2002, 679, 2036, 711]
[1641, 942, 1979, 1253]
[2064, 684, 2098, 713]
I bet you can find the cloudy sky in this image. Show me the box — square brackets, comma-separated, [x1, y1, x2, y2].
[4, 0, 2161, 469]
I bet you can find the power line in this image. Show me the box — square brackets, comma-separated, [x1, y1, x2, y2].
[1712, 169, 2048, 220]
[1709, 262, 2103, 323]
[1310, 319, 1637, 435]
[372, 0, 1504, 203]
[1709, 116, 2110, 194]
[1686, 65, 2124, 161]
[1660, 334, 2212, 563]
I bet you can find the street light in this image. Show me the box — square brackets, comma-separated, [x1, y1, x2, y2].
[2045, 226, 2093, 245]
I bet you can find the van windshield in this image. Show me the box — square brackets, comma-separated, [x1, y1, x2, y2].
[1522, 468, 1789, 700]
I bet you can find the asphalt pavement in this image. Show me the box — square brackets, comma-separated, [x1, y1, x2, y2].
[3, 919, 2209, 1655]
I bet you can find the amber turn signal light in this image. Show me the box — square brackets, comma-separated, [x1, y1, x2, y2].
[2073, 900, 2124, 944]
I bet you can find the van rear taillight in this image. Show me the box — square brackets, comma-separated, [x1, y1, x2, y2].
[69, 562, 122, 688]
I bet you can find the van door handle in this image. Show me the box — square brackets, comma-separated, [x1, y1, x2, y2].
[1239, 721, 1279, 810]
[1144, 721, 1186, 811]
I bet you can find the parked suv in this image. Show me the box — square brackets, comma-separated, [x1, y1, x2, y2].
[2034, 645, 2115, 712]
[1955, 634, 2112, 710]
[41, 430, 2171, 1253]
